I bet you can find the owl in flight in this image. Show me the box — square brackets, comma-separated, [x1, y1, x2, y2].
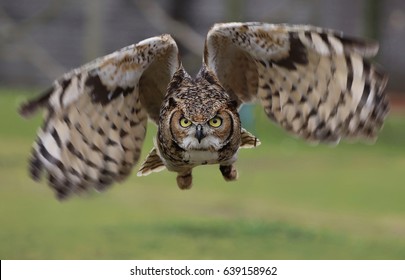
[20, 22, 389, 200]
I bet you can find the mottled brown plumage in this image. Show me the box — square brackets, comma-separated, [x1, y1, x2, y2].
[154, 66, 242, 189]
[20, 22, 389, 200]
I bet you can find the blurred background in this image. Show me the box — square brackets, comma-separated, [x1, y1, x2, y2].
[1, 0, 405, 89]
[0, 0, 404, 259]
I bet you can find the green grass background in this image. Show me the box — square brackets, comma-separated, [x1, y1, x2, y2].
[1, 89, 404, 259]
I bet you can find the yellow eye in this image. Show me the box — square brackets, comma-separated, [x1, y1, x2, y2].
[209, 116, 222, 128]
[179, 117, 192, 128]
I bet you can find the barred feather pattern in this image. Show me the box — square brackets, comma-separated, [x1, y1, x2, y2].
[28, 79, 147, 199]
[20, 35, 178, 199]
[205, 23, 389, 143]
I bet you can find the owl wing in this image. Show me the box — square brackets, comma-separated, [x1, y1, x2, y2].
[19, 35, 179, 199]
[204, 22, 389, 143]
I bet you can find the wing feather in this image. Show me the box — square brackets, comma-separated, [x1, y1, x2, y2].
[205, 22, 388, 143]
[20, 34, 179, 199]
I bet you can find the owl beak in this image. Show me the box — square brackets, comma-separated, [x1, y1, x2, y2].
[195, 124, 205, 143]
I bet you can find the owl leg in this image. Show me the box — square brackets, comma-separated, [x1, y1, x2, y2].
[219, 164, 238, 181]
[176, 169, 192, 190]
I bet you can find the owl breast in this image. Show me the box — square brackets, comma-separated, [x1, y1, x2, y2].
[179, 132, 223, 164]
[158, 128, 236, 171]
[183, 150, 219, 165]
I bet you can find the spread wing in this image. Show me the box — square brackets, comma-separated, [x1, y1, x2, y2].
[20, 35, 179, 199]
[204, 22, 389, 143]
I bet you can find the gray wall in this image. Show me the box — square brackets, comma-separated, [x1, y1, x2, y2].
[0, 0, 404, 90]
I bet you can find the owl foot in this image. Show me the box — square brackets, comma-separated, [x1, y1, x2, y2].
[219, 164, 238, 181]
[177, 171, 192, 190]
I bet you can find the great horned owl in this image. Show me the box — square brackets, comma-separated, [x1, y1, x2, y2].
[20, 23, 389, 200]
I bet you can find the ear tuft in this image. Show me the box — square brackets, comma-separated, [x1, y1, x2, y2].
[227, 99, 239, 109]
[168, 97, 177, 108]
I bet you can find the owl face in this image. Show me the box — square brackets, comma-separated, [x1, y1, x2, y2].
[169, 108, 235, 151]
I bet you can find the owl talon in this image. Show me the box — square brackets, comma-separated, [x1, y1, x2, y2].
[219, 164, 238, 181]
[177, 172, 192, 189]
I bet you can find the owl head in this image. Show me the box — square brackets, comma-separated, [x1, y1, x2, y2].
[158, 66, 241, 155]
